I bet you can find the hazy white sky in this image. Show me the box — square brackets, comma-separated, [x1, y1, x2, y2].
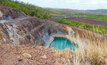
[19, 0, 107, 10]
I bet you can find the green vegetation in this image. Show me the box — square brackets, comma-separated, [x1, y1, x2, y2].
[0, 0, 52, 19]
[75, 13, 107, 21]
[56, 18, 107, 34]
[49, 11, 62, 15]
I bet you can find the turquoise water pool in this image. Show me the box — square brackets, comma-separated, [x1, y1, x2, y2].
[50, 37, 77, 51]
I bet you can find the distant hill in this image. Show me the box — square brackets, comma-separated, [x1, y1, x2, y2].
[88, 9, 107, 13]
[47, 8, 107, 16]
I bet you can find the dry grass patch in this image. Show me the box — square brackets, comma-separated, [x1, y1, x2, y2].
[55, 30, 107, 65]
[72, 30, 107, 65]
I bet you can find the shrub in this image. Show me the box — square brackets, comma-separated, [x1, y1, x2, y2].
[56, 18, 107, 34]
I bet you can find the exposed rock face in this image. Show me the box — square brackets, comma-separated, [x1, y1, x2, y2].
[0, 6, 74, 47]
[0, 6, 26, 20]
[0, 17, 73, 47]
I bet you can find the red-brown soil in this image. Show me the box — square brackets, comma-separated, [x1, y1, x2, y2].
[0, 45, 55, 65]
[0, 44, 74, 65]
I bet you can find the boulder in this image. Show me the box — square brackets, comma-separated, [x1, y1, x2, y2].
[22, 53, 32, 59]
[41, 55, 47, 59]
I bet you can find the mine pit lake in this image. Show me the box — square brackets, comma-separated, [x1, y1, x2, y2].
[50, 37, 77, 51]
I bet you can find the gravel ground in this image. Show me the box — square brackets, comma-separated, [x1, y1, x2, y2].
[0, 45, 55, 65]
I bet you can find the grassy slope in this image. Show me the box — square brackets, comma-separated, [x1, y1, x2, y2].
[71, 30, 107, 65]
[0, 0, 52, 19]
[56, 18, 107, 34]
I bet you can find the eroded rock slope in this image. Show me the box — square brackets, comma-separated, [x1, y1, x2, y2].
[0, 6, 73, 47]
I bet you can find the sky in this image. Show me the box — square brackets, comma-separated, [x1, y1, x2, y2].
[19, 0, 107, 10]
